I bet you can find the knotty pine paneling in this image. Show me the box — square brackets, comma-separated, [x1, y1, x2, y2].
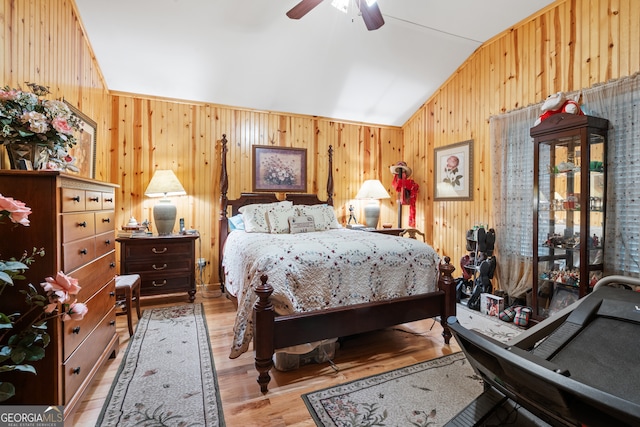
[3, 0, 640, 289]
[404, 0, 640, 285]
[108, 94, 404, 284]
[1, 0, 111, 180]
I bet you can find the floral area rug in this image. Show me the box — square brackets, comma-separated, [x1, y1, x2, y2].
[302, 304, 525, 426]
[96, 304, 225, 426]
[302, 352, 483, 427]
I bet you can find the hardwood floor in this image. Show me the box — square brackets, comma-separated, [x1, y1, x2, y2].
[72, 285, 461, 426]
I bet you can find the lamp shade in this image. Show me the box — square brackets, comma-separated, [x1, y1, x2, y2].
[356, 180, 390, 229]
[355, 179, 390, 200]
[145, 170, 186, 235]
[144, 170, 187, 197]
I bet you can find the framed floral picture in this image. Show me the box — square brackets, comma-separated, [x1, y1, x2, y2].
[252, 145, 307, 192]
[433, 139, 473, 201]
[64, 101, 97, 179]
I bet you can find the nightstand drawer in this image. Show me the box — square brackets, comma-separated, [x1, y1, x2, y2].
[141, 274, 193, 295]
[123, 240, 193, 259]
[126, 257, 192, 274]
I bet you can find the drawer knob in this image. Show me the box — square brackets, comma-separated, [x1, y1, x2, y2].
[78, 221, 87, 227]
[110, 262, 116, 268]
[102, 217, 111, 223]
[110, 291, 115, 297]
[72, 367, 81, 375]
[109, 320, 116, 326]
[152, 247, 168, 254]
[152, 280, 167, 287]
[71, 196, 81, 202]
[105, 239, 111, 245]
[105, 197, 113, 202]
[152, 263, 168, 270]
[72, 326, 81, 334]
[80, 248, 88, 255]
[89, 197, 99, 202]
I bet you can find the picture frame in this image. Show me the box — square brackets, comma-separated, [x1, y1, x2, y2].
[433, 139, 473, 201]
[252, 145, 307, 192]
[64, 101, 97, 179]
[547, 285, 579, 316]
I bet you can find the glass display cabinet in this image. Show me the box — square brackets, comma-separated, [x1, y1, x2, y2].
[530, 113, 609, 321]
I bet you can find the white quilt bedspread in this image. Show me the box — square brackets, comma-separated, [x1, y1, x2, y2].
[222, 228, 440, 358]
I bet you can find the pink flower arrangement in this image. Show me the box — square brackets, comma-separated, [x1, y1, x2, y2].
[0, 193, 88, 402]
[0, 82, 82, 172]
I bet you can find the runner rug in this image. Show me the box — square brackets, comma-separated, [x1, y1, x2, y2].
[96, 304, 225, 426]
[302, 304, 524, 426]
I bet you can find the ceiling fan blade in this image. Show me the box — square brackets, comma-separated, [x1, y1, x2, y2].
[358, 1, 384, 31]
[286, 0, 324, 19]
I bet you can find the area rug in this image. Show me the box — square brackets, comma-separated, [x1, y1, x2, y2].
[96, 304, 225, 426]
[302, 304, 525, 426]
[303, 352, 484, 426]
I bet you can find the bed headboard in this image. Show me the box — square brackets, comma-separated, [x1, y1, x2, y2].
[218, 134, 335, 284]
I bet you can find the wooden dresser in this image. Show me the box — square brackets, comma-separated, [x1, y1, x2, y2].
[0, 171, 119, 420]
[117, 233, 198, 302]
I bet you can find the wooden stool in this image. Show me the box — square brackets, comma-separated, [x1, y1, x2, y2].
[115, 274, 142, 336]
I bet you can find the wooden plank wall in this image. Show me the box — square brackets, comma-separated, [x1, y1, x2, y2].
[403, 0, 640, 272]
[3, 0, 640, 286]
[108, 94, 404, 284]
[0, 0, 111, 180]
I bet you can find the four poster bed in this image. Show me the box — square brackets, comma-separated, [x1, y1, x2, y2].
[217, 135, 457, 393]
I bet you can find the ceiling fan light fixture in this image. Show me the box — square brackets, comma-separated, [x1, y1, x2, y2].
[331, 0, 349, 13]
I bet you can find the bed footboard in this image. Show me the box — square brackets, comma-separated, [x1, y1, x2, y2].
[253, 256, 456, 393]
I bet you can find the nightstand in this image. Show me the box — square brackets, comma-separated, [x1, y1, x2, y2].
[117, 233, 199, 302]
[364, 227, 405, 236]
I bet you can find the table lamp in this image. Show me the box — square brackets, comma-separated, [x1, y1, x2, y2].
[144, 170, 186, 235]
[355, 179, 390, 228]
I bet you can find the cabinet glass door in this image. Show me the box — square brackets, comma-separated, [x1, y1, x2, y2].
[532, 114, 608, 320]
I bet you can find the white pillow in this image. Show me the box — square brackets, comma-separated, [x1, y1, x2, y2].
[266, 204, 296, 234]
[288, 215, 316, 234]
[295, 204, 340, 231]
[239, 201, 292, 233]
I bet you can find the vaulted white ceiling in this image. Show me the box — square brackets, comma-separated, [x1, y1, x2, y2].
[75, 0, 556, 126]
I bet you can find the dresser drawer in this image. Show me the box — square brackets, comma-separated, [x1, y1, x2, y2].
[70, 253, 116, 303]
[85, 191, 103, 210]
[63, 236, 96, 272]
[61, 188, 86, 212]
[96, 231, 116, 257]
[62, 212, 95, 242]
[63, 283, 116, 360]
[95, 211, 115, 234]
[124, 240, 193, 259]
[101, 192, 115, 210]
[63, 308, 117, 404]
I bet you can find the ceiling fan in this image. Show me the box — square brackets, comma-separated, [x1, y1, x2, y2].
[286, 0, 385, 31]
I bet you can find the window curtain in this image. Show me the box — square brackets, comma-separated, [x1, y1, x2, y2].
[491, 73, 640, 299]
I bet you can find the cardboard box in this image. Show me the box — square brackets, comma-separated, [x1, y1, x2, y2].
[481, 293, 504, 317]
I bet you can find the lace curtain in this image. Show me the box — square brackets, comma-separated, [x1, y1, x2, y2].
[490, 73, 640, 298]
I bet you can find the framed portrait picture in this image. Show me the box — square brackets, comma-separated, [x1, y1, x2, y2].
[252, 145, 307, 192]
[64, 101, 97, 179]
[433, 139, 473, 201]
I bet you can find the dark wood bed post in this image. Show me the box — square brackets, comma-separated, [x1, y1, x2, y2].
[254, 274, 275, 393]
[438, 256, 456, 344]
[327, 145, 334, 206]
[218, 134, 229, 291]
